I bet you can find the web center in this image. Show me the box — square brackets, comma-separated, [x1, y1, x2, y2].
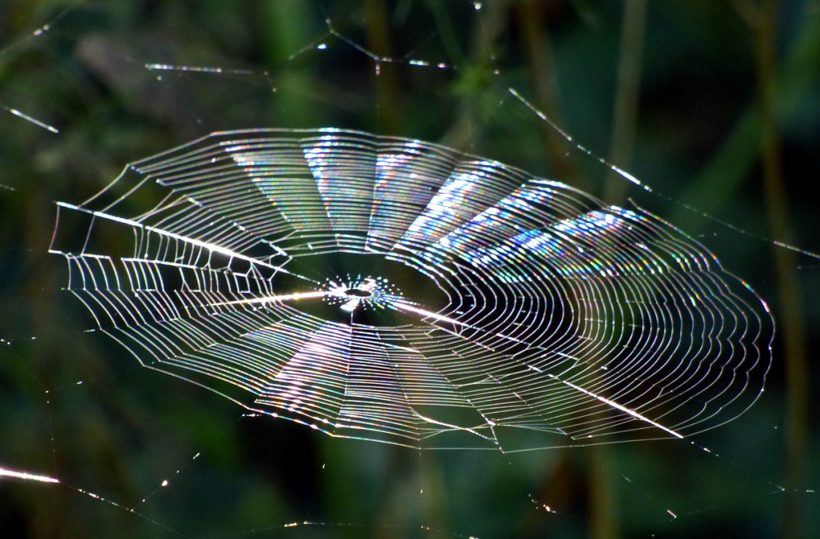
[271, 253, 447, 326]
[344, 288, 372, 298]
[325, 276, 399, 313]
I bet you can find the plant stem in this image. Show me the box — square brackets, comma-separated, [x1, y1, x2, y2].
[755, 2, 809, 538]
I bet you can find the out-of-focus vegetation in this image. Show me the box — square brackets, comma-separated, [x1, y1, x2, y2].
[1, 1, 818, 538]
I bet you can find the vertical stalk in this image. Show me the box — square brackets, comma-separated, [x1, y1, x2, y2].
[516, 0, 576, 185]
[754, 2, 809, 538]
[365, 0, 402, 134]
[441, 0, 508, 150]
[261, 1, 320, 126]
[603, 0, 648, 204]
[591, 3, 648, 538]
[589, 444, 617, 539]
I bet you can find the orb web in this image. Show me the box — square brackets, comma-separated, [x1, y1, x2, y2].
[49, 128, 773, 451]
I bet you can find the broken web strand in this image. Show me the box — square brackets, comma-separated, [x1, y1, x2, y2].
[286, 15, 461, 73]
[0, 11, 65, 135]
[0, 467, 59, 484]
[0, 336, 60, 486]
[1, 106, 60, 134]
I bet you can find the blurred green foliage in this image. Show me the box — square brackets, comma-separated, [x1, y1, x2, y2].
[1, 1, 818, 538]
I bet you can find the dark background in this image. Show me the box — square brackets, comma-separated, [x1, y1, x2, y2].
[1, 1, 818, 538]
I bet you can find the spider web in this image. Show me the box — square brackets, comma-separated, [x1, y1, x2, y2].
[1, 1, 818, 538]
[48, 128, 771, 451]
